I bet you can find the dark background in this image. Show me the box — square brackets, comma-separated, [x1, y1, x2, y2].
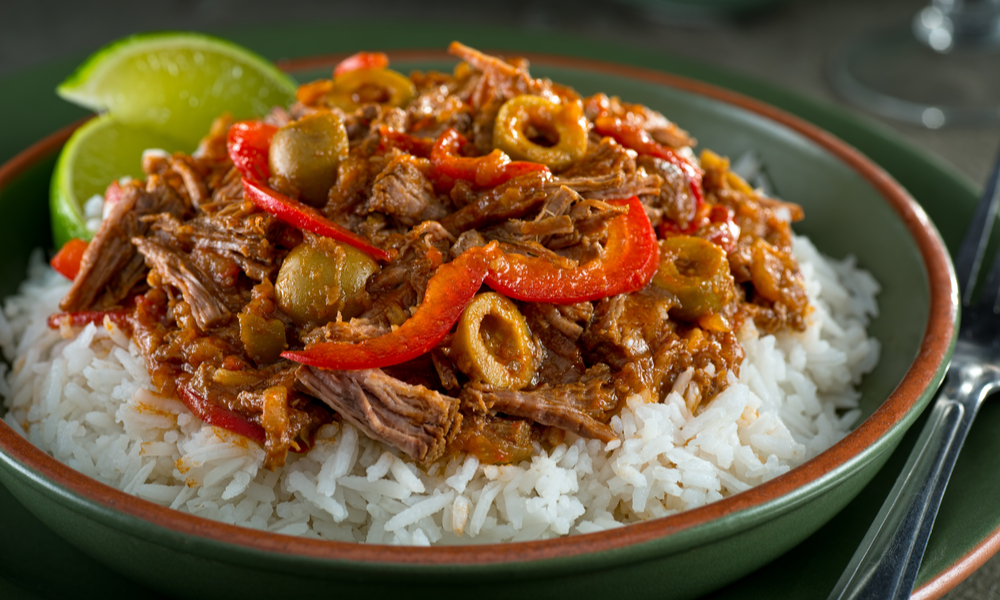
[2, 0, 998, 598]
[4, 0, 997, 185]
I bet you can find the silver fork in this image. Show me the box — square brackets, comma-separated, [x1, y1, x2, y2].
[828, 148, 1000, 600]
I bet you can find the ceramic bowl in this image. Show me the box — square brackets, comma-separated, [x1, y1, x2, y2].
[0, 49, 957, 600]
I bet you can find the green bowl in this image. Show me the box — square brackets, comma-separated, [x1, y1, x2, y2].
[0, 50, 957, 600]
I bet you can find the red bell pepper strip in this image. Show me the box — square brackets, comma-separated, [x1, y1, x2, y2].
[227, 119, 394, 262]
[379, 126, 435, 158]
[593, 115, 704, 210]
[227, 121, 278, 181]
[179, 384, 312, 453]
[177, 385, 267, 447]
[283, 198, 660, 370]
[241, 178, 395, 263]
[282, 246, 492, 370]
[334, 51, 390, 76]
[429, 128, 549, 190]
[50, 238, 89, 281]
[47, 309, 130, 330]
[484, 196, 660, 303]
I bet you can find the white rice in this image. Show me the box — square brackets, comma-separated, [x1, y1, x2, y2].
[0, 235, 880, 545]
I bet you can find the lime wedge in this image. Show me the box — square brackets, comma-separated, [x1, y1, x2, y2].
[50, 114, 187, 247]
[51, 32, 297, 247]
[57, 32, 296, 146]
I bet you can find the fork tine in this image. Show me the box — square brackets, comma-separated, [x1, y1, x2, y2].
[955, 146, 1000, 304]
[979, 231, 1000, 312]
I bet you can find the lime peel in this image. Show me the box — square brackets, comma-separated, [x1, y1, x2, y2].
[56, 31, 296, 145]
[50, 114, 188, 247]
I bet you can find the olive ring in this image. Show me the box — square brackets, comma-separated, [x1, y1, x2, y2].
[493, 95, 588, 170]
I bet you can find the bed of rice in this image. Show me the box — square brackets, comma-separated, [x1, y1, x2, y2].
[0, 235, 879, 545]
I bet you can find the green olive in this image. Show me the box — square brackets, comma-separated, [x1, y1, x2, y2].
[451, 292, 536, 390]
[268, 111, 348, 207]
[238, 313, 287, 364]
[326, 68, 416, 113]
[275, 238, 378, 325]
[653, 236, 736, 322]
[338, 244, 379, 319]
[493, 95, 588, 171]
[276, 241, 342, 325]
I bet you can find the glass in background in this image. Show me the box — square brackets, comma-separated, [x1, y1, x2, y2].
[828, 0, 1000, 128]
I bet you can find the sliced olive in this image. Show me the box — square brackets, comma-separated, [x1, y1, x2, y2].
[750, 239, 808, 310]
[653, 235, 736, 322]
[493, 95, 588, 171]
[268, 111, 348, 207]
[451, 292, 536, 390]
[326, 68, 416, 112]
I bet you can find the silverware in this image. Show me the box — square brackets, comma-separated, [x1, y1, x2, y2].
[828, 148, 1000, 600]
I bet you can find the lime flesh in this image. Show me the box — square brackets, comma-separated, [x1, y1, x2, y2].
[50, 115, 187, 247]
[57, 32, 296, 146]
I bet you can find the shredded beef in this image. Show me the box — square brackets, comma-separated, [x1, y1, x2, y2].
[637, 154, 697, 229]
[556, 138, 661, 200]
[296, 366, 459, 464]
[133, 237, 234, 330]
[584, 294, 659, 369]
[365, 153, 448, 226]
[149, 213, 276, 264]
[581, 290, 680, 397]
[328, 149, 374, 215]
[482, 188, 628, 265]
[440, 171, 552, 235]
[490, 186, 577, 245]
[169, 156, 210, 208]
[300, 318, 391, 346]
[60, 178, 188, 312]
[461, 365, 617, 442]
[407, 70, 472, 138]
[706, 167, 809, 333]
[363, 223, 454, 326]
[650, 327, 745, 411]
[523, 302, 591, 386]
[448, 412, 535, 464]
[147, 212, 277, 283]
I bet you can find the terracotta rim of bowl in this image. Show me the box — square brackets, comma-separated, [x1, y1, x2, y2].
[0, 49, 959, 576]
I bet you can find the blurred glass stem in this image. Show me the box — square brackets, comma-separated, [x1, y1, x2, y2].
[913, 0, 1000, 52]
